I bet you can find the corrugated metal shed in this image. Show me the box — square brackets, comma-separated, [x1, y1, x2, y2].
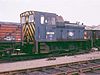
[0, 21, 21, 42]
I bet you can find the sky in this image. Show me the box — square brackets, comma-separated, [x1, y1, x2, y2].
[0, 0, 100, 26]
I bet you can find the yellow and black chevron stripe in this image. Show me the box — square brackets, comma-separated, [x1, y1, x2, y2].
[20, 11, 35, 44]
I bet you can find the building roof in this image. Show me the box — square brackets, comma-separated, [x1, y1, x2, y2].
[85, 25, 100, 30]
[0, 21, 20, 25]
[92, 25, 100, 30]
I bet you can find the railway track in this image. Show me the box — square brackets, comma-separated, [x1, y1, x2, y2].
[0, 59, 100, 75]
[0, 51, 100, 75]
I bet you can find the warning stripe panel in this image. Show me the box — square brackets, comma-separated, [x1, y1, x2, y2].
[22, 23, 35, 43]
[20, 11, 35, 43]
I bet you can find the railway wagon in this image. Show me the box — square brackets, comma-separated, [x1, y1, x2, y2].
[0, 22, 22, 56]
[84, 26, 100, 49]
[94, 30, 100, 48]
[92, 25, 100, 50]
[20, 11, 91, 55]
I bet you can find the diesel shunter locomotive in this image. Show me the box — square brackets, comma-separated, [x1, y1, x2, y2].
[0, 10, 99, 61]
[20, 11, 94, 55]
